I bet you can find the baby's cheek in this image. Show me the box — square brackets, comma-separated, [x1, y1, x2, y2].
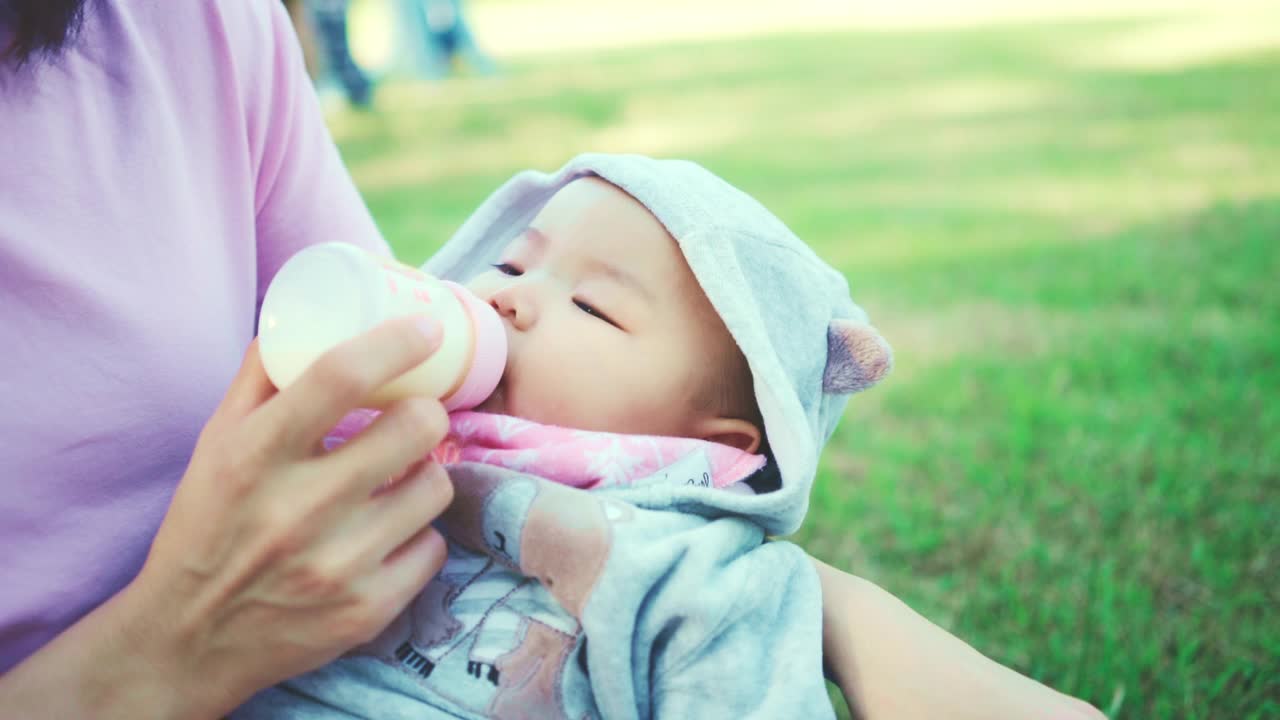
[525, 342, 677, 434]
[465, 272, 501, 297]
[554, 370, 642, 432]
[609, 374, 693, 435]
[517, 355, 597, 423]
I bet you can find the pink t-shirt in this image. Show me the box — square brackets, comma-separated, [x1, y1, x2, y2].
[0, 1, 387, 672]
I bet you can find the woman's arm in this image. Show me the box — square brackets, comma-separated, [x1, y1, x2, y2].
[0, 328, 454, 720]
[0, 580, 190, 718]
[813, 558, 1107, 720]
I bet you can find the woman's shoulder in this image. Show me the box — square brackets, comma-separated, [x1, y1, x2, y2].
[111, 0, 294, 81]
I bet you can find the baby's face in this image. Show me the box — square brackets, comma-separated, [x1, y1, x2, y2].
[468, 178, 757, 450]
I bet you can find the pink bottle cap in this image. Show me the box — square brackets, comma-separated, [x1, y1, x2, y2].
[441, 281, 508, 412]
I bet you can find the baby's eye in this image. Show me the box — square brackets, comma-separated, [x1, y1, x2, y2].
[491, 262, 523, 277]
[574, 299, 620, 329]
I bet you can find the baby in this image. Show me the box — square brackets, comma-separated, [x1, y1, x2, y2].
[234, 153, 891, 719]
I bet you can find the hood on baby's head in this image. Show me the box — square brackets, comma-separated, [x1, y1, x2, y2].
[425, 153, 890, 536]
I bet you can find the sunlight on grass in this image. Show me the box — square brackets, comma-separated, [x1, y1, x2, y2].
[1065, 10, 1280, 70]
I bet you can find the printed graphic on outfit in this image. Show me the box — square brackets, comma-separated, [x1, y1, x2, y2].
[351, 469, 633, 719]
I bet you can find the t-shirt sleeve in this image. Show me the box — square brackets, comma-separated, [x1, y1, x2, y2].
[242, 1, 390, 310]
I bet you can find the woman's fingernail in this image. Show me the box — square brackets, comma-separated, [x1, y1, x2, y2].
[415, 316, 443, 346]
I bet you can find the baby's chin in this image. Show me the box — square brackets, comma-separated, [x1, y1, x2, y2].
[471, 381, 676, 437]
[471, 386, 569, 429]
[472, 389, 563, 429]
[474, 385, 507, 415]
[474, 381, 535, 421]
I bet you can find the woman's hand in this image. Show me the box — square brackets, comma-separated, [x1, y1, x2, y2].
[813, 558, 1107, 720]
[0, 317, 455, 720]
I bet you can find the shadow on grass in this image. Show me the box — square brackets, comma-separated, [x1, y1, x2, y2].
[337, 22, 1279, 275]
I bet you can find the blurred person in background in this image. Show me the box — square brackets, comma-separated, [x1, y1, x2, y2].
[304, 0, 374, 107]
[282, 0, 320, 77]
[0, 1, 1102, 718]
[394, 0, 496, 79]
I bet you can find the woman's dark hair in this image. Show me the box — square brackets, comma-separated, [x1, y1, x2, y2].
[0, 0, 90, 66]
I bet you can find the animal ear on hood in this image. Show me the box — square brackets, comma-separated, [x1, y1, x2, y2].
[823, 318, 892, 395]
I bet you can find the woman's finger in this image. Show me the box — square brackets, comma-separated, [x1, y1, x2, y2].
[358, 461, 455, 561]
[209, 340, 278, 427]
[256, 315, 443, 454]
[326, 396, 450, 497]
[376, 524, 450, 616]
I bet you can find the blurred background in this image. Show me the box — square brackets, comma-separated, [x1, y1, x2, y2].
[289, 0, 1279, 716]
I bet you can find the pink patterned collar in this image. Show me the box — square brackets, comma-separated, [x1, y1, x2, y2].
[326, 410, 766, 491]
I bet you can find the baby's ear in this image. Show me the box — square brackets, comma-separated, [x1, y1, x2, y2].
[823, 319, 892, 395]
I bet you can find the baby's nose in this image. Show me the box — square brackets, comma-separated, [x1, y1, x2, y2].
[490, 287, 536, 330]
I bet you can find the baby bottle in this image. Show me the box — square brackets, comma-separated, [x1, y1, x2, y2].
[257, 242, 506, 410]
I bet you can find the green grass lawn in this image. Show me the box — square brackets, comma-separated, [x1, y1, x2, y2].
[329, 13, 1279, 719]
